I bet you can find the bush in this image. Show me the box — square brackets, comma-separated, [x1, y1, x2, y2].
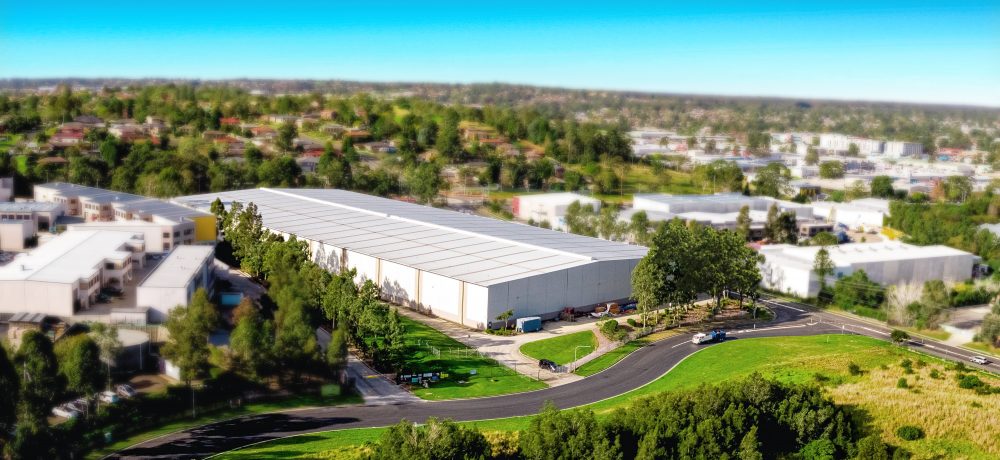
[929, 369, 941, 379]
[626, 318, 638, 327]
[900, 359, 913, 374]
[956, 374, 998, 394]
[896, 425, 925, 441]
[847, 362, 862, 376]
[599, 320, 627, 341]
[896, 378, 908, 389]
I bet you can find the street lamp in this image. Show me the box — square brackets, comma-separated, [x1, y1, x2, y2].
[572, 345, 592, 373]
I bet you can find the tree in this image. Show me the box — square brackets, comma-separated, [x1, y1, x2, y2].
[495, 309, 514, 333]
[276, 122, 297, 152]
[809, 232, 839, 246]
[752, 163, 791, 198]
[89, 323, 122, 390]
[847, 143, 860, 157]
[0, 345, 18, 443]
[818, 161, 845, 179]
[54, 334, 105, 398]
[629, 211, 653, 245]
[161, 288, 218, 385]
[326, 323, 349, 382]
[229, 299, 274, 380]
[373, 418, 490, 460]
[805, 146, 819, 166]
[870, 175, 894, 198]
[519, 403, 619, 460]
[813, 248, 835, 301]
[736, 205, 752, 241]
[832, 270, 883, 310]
[406, 162, 443, 204]
[846, 180, 867, 200]
[738, 425, 764, 460]
[15, 331, 62, 425]
[273, 295, 321, 382]
[890, 329, 910, 344]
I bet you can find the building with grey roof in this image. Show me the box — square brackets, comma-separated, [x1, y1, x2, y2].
[174, 188, 647, 328]
[136, 245, 215, 322]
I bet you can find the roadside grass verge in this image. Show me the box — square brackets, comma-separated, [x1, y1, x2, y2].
[574, 340, 646, 376]
[400, 317, 546, 400]
[204, 335, 1000, 459]
[89, 391, 361, 460]
[519, 331, 597, 365]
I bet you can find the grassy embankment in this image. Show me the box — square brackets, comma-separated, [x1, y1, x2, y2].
[399, 317, 547, 400]
[217, 334, 1000, 460]
[518, 331, 597, 365]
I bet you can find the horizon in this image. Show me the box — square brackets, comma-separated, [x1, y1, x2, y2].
[1, 1, 999, 107]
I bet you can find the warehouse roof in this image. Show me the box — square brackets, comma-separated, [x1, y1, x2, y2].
[115, 198, 211, 223]
[139, 245, 214, 288]
[37, 182, 145, 205]
[174, 188, 647, 286]
[0, 202, 63, 212]
[760, 241, 978, 270]
[0, 230, 139, 283]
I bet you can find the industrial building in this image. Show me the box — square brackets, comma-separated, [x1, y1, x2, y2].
[512, 192, 601, 230]
[811, 198, 890, 231]
[626, 193, 829, 240]
[174, 188, 647, 328]
[33, 182, 216, 250]
[759, 242, 980, 298]
[0, 230, 146, 317]
[136, 245, 216, 322]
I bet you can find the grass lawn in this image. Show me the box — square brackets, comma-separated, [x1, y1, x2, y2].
[518, 331, 597, 365]
[574, 339, 645, 376]
[400, 316, 546, 400]
[90, 390, 362, 460]
[964, 341, 1000, 358]
[209, 335, 1000, 459]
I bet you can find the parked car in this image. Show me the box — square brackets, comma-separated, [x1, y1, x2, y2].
[115, 383, 137, 399]
[52, 404, 81, 419]
[970, 355, 990, 365]
[98, 390, 119, 404]
[538, 359, 558, 372]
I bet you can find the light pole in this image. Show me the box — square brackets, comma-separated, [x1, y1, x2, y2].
[572, 345, 592, 373]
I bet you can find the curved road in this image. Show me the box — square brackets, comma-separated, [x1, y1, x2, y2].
[112, 299, 998, 459]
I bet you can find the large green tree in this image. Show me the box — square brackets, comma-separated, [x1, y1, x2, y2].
[15, 331, 62, 425]
[54, 334, 105, 398]
[229, 299, 275, 381]
[161, 288, 219, 384]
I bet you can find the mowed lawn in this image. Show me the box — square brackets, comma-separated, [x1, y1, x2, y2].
[519, 331, 597, 365]
[400, 317, 546, 400]
[213, 335, 1000, 459]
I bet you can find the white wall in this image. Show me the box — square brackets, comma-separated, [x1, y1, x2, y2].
[0, 220, 32, 251]
[380, 261, 417, 305]
[0, 281, 76, 316]
[346, 251, 379, 284]
[137, 286, 190, 323]
[418, 271, 463, 322]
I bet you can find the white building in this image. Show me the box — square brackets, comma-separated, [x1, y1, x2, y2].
[512, 192, 601, 230]
[0, 231, 145, 317]
[0, 202, 65, 232]
[136, 245, 215, 322]
[33, 182, 216, 249]
[810, 198, 891, 231]
[759, 242, 979, 298]
[174, 188, 647, 329]
[0, 177, 13, 202]
[884, 141, 923, 159]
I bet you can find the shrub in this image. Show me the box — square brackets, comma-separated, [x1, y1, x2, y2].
[599, 320, 626, 341]
[896, 425, 925, 441]
[929, 369, 941, 379]
[847, 362, 862, 376]
[900, 359, 913, 374]
[896, 378, 908, 389]
[626, 318, 638, 328]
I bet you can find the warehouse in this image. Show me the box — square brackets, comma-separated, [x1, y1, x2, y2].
[759, 242, 980, 298]
[512, 192, 601, 231]
[174, 188, 647, 328]
[136, 245, 215, 322]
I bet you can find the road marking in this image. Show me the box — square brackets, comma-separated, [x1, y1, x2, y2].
[759, 298, 806, 312]
[732, 324, 809, 334]
[671, 341, 690, 349]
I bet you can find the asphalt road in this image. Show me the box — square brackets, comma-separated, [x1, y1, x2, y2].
[111, 299, 998, 459]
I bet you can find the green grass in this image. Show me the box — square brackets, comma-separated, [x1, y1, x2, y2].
[574, 339, 647, 376]
[89, 391, 362, 460]
[400, 316, 546, 400]
[964, 341, 1000, 358]
[518, 331, 597, 365]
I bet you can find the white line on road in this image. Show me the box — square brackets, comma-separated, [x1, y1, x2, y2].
[759, 298, 806, 312]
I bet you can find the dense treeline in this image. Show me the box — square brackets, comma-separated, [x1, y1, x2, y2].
[369, 374, 897, 460]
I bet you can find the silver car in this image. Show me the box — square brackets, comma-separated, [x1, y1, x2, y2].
[970, 355, 989, 365]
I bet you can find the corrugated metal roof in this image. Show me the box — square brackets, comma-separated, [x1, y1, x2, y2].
[173, 188, 647, 286]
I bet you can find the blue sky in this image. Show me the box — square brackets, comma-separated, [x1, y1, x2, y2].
[2, 1, 998, 106]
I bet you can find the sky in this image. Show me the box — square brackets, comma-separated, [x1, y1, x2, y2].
[1, 1, 998, 106]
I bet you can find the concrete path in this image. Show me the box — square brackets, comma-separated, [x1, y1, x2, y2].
[346, 355, 423, 406]
[397, 308, 650, 386]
